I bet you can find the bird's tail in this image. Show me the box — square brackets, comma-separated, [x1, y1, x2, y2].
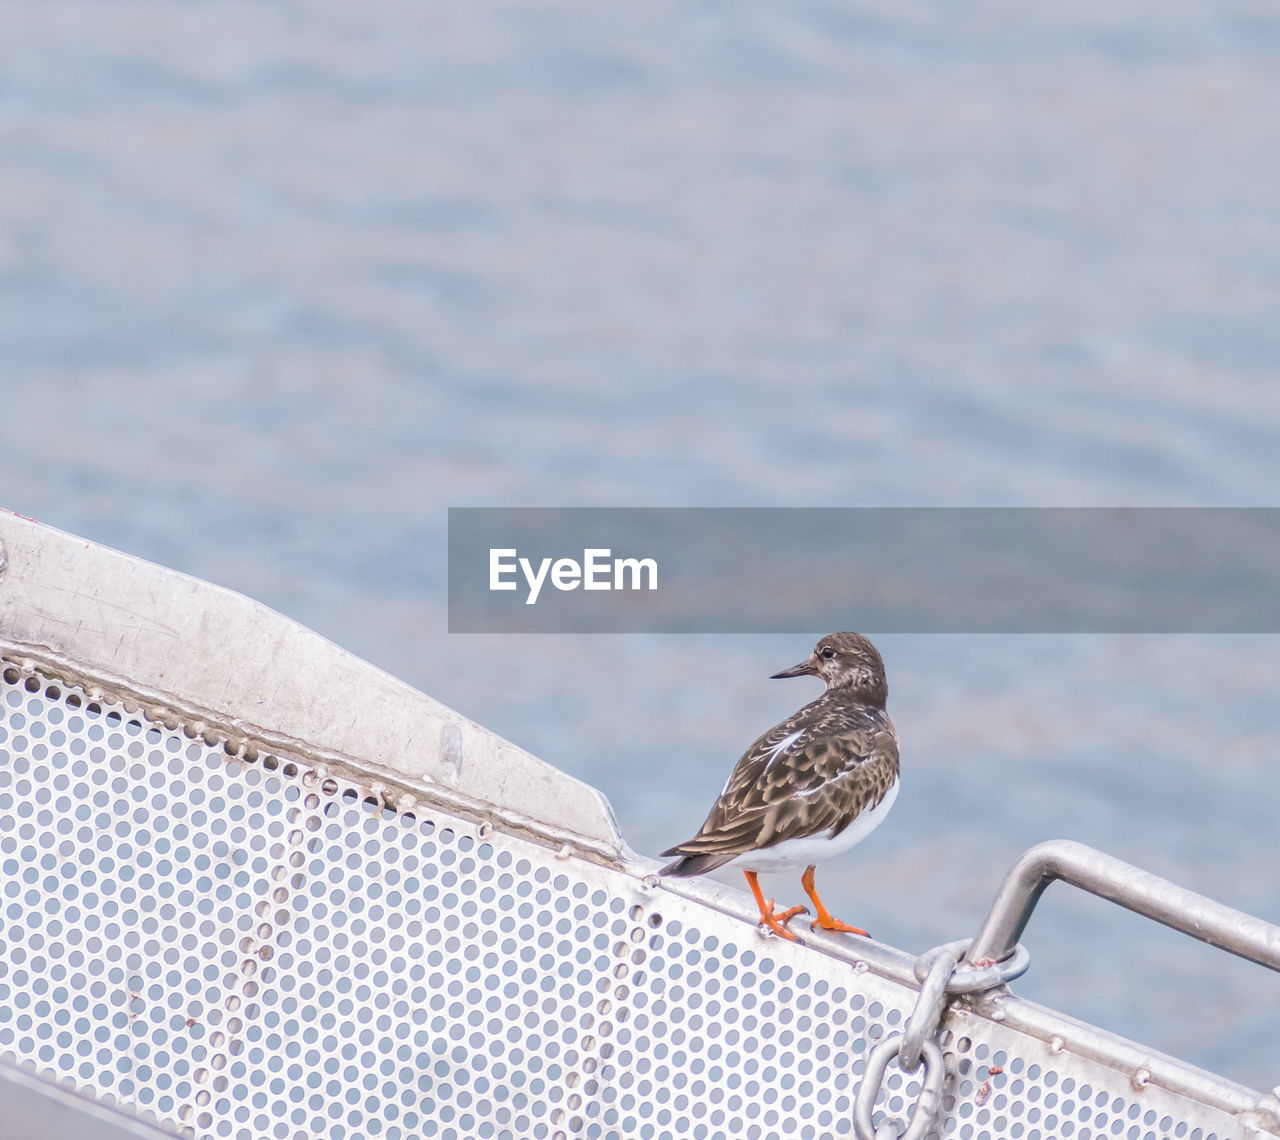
[657, 849, 738, 878]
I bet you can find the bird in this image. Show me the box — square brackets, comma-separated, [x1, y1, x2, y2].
[659, 632, 898, 943]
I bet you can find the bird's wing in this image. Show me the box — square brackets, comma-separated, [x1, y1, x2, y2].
[666, 705, 899, 857]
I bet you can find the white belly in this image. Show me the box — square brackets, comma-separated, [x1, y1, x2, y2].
[726, 778, 899, 874]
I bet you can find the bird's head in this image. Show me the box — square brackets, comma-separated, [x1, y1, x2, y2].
[771, 632, 888, 706]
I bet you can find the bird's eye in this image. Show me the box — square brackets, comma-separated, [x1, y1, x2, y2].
[820, 646, 836, 659]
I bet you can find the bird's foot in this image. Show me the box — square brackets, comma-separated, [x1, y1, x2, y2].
[758, 899, 808, 942]
[800, 865, 869, 936]
[743, 870, 808, 942]
[809, 912, 869, 937]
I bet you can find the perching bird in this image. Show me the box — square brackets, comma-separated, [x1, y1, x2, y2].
[659, 632, 898, 942]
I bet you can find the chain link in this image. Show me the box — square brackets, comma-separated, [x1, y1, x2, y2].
[898, 944, 964, 1072]
[853, 1036, 945, 1140]
[914, 938, 1031, 994]
[852, 939, 1030, 1140]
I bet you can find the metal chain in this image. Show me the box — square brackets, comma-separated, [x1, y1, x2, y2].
[852, 939, 1030, 1140]
[854, 1036, 945, 1140]
[913, 938, 1031, 996]
[897, 944, 964, 1072]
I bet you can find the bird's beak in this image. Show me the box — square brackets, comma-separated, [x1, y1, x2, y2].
[770, 658, 819, 679]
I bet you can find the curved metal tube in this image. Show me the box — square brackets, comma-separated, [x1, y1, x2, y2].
[965, 839, 1280, 972]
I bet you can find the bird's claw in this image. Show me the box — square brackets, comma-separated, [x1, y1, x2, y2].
[809, 915, 869, 936]
[758, 899, 809, 942]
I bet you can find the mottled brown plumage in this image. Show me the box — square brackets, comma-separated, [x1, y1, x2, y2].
[660, 633, 899, 940]
[661, 701, 898, 870]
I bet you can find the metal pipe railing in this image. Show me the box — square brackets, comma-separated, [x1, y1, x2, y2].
[965, 838, 1280, 972]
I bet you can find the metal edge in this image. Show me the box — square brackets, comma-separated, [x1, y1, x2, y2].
[0, 646, 624, 866]
[0, 1057, 184, 1139]
[962, 989, 1280, 1135]
[0, 509, 623, 857]
[641, 857, 922, 986]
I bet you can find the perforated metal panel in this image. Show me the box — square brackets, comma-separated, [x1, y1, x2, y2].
[0, 666, 1254, 1140]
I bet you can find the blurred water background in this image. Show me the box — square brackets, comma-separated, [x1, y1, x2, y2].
[2, 0, 1279, 1094]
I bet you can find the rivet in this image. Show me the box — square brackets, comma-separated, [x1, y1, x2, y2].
[1133, 1068, 1151, 1090]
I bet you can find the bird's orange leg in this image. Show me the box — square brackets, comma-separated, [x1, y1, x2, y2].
[801, 865, 869, 936]
[743, 870, 808, 941]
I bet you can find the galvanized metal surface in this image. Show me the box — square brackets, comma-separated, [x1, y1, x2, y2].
[0, 666, 1263, 1140]
[2, 512, 1279, 1139]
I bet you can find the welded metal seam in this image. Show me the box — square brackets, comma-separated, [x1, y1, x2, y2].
[0, 642, 623, 865]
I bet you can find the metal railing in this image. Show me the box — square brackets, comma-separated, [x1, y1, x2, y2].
[2, 510, 1279, 1140]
